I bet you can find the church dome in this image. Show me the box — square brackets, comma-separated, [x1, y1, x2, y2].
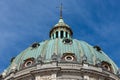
[5, 18, 118, 76]
[1, 4, 119, 79]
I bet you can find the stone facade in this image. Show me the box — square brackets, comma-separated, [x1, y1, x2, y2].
[2, 61, 120, 80]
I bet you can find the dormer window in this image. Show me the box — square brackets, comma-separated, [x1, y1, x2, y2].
[93, 45, 102, 53]
[31, 42, 40, 48]
[62, 38, 73, 44]
[10, 57, 15, 63]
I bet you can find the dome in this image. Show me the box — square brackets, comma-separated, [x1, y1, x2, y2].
[2, 17, 120, 80]
[6, 38, 118, 75]
[1, 3, 120, 79]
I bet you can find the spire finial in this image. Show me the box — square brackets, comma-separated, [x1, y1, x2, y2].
[60, 3, 63, 19]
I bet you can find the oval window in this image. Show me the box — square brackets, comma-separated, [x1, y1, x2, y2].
[101, 61, 112, 72]
[65, 55, 74, 61]
[102, 64, 111, 71]
[25, 61, 33, 67]
[23, 58, 35, 68]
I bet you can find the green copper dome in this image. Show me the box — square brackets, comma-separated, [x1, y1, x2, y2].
[5, 18, 118, 76]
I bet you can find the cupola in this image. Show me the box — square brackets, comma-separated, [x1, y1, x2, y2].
[49, 18, 73, 39]
[49, 4, 73, 39]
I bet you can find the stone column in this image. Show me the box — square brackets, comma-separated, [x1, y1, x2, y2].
[58, 31, 60, 38]
[54, 33, 56, 39]
[63, 31, 66, 38]
[68, 33, 70, 38]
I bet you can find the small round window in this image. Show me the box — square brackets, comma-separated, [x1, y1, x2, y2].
[65, 55, 74, 61]
[24, 61, 33, 67]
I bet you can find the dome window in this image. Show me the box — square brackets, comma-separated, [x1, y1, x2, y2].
[101, 61, 113, 72]
[60, 30, 64, 38]
[62, 38, 73, 44]
[65, 55, 74, 61]
[25, 61, 33, 67]
[61, 53, 76, 62]
[31, 42, 40, 48]
[56, 31, 58, 38]
[93, 45, 102, 52]
[10, 57, 15, 63]
[23, 58, 35, 68]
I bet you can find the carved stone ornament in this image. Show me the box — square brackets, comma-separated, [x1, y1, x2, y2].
[37, 55, 43, 64]
[82, 55, 87, 63]
[96, 59, 101, 67]
[51, 53, 58, 61]
[10, 63, 17, 73]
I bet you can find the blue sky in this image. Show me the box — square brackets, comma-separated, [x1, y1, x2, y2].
[0, 0, 120, 73]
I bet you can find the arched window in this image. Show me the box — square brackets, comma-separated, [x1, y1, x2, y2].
[56, 31, 58, 38]
[60, 31, 64, 38]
